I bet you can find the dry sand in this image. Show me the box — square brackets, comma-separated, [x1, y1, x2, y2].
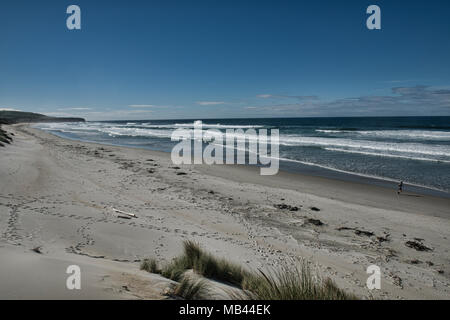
[0, 124, 449, 299]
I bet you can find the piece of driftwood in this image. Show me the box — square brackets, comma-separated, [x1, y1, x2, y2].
[112, 207, 137, 218]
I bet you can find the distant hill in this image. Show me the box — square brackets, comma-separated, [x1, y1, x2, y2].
[0, 110, 85, 124]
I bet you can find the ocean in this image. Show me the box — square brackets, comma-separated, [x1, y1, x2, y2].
[35, 116, 450, 195]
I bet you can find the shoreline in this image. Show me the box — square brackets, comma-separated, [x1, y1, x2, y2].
[1, 124, 449, 299]
[33, 126, 450, 200]
[197, 162, 450, 219]
[42, 125, 450, 217]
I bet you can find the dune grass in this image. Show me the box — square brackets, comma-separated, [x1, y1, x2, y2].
[141, 240, 356, 300]
[140, 258, 160, 274]
[183, 241, 250, 286]
[161, 255, 190, 282]
[238, 263, 356, 300]
[170, 277, 210, 300]
[158, 241, 250, 286]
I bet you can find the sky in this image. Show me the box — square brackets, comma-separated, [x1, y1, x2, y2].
[1, 0, 450, 120]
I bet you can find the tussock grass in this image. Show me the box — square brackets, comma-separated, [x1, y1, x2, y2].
[141, 241, 356, 300]
[159, 241, 249, 286]
[170, 277, 210, 300]
[238, 262, 356, 300]
[183, 241, 250, 286]
[161, 256, 190, 281]
[140, 258, 160, 274]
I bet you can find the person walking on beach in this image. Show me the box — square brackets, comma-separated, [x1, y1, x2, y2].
[397, 181, 403, 195]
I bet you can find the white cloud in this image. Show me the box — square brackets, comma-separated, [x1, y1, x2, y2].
[43, 112, 79, 117]
[126, 110, 154, 114]
[257, 94, 318, 101]
[128, 104, 159, 108]
[0, 108, 21, 111]
[247, 86, 450, 117]
[196, 101, 225, 106]
[56, 107, 92, 111]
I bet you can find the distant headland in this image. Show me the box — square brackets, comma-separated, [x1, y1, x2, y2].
[0, 110, 85, 124]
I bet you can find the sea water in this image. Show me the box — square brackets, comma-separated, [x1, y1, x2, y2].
[35, 116, 450, 194]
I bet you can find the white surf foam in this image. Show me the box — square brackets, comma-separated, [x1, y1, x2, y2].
[316, 129, 450, 140]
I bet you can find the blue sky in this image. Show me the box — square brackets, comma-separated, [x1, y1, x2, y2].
[1, 0, 450, 120]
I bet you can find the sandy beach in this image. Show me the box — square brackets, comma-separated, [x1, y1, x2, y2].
[0, 124, 449, 300]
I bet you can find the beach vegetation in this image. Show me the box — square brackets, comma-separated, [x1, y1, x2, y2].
[140, 258, 160, 274]
[237, 263, 356, 300]
[169, 277, 210, 300]
[141, 241, 356, 300]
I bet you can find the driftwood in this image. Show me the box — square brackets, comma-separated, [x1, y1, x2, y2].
[112, 207, 137, 218]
